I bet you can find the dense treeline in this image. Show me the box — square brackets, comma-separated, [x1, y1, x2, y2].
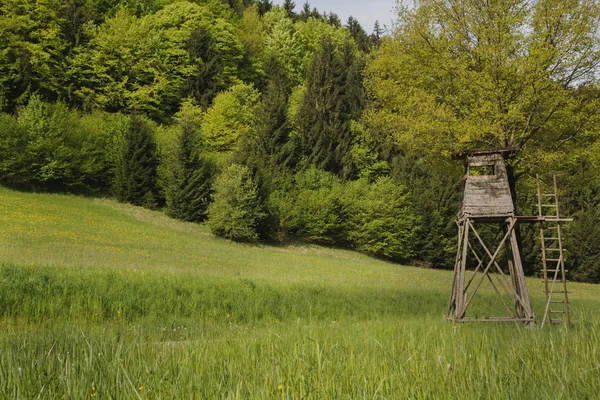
[1, 0, 600, 281]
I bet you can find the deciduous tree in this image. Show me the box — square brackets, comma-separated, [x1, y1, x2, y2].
[366, 0, 600, 178]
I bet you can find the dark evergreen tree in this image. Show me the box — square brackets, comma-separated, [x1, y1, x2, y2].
[299, 2, 311, 21]
[165, 123, 216, 222]
[346, 16, 369, 52]
[389, 155, 461, 269]
[256, 0, 273, 16]
[370, 20, 384, 47]
[327, 13, 341, 27]
[62, 0, 94, 49]
[182, 26, 223, 109]
[297, 38, 364, 180]
[113, 114, 159, 208]
[566, 207, 600, 283]
[282, 0, 296, 19]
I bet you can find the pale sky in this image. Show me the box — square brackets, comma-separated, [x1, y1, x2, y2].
[271, 0, 398, 34]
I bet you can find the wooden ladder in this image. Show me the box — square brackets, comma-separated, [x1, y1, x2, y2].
[537, 174, 570, 328]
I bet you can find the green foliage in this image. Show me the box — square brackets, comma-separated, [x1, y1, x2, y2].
[0, 96, 109, 191]
[207, 164, 266, 241]
[390, 155, 462, 269]
[234, 57, 296, 184]
[365, 0, 600, 169]
[0, 0, 69, 111]
[262, 7, 354, 86]
[298, 37, 364, 179]
[181, 24, 224, 108]
[292, 167, 344, 243]
[202, 83, 260, 151]
[566, 208, 600, 283]
[113, 114, 159, 207]
[69, 2, 244, 119]
[343, 177, 420, 261]
[0, 113, 29, 186]
[162, 123, 217, 222]
[348, 121, 389, 181]
[346, 16, 370, 52]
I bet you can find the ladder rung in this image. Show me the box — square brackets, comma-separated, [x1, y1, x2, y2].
[544, 290, 568, 294]
[550, 319, 565, 323]
[550, 310, 565, 313]
[550, 301, 566, 303]
[545, 248, 561, 251]
[546, 259, 561, 262]
[542, 204, 557, 208]
[541, 194, 556, 197]
[545, 269, 568, 273]
[546, 226, 558, 230]
[544, 237, 559, 240]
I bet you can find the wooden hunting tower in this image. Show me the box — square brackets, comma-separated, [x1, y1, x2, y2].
[459, 152, 514, 219]
[448, 151, 535, 323]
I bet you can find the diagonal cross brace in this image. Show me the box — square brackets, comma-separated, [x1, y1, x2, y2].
[467, 219, 531, 314]
[459, 218, 519, 318]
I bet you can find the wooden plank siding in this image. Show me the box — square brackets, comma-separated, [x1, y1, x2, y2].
[459, 153, 515, 219]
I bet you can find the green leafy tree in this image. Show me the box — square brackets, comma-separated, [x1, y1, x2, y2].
[113, 114, 159, 207]
[292, 167, 344, 243]
[202, 83, 260, 151]
[207, 164, 267, 241]
[262, 7, 353, 86]
[15, 96, 109, 192]
[366, 0, 600, 178]
[0, 113, 30, 187]
[68, 8, 170, 117]
[343, 177, 420, 261]
[0, 0, 69, 111]
[69, 2, 244, 119]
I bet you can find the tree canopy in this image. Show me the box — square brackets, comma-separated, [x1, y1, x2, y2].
[366, 0, 600, 174]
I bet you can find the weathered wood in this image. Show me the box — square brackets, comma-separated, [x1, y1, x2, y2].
[539, 174, 570, 328]
[448, 151, 535, 324]
[460, 153, 515, 219]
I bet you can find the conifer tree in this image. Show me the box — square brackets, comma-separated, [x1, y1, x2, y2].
[207, 164, 266, 242]
[370, 20, 383, 47]
[299, 2, 312, 21]
[282, 0, 296, 19]
[257, 0, 272, 16]
[298, 37, 364, 180]
[113, 114, 159, 207]
[346, 16, 369, 52]
[236, 56, 295, 182]
[182, 26, 223, 109]
[165, 123, 216, 222]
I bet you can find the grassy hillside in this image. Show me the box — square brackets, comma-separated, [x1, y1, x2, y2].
[0, 186, 599, 398]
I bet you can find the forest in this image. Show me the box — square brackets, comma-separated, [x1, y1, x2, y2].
[1, 0, 600, 282]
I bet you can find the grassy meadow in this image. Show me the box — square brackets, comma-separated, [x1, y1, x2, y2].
[1, 186, 599, 398]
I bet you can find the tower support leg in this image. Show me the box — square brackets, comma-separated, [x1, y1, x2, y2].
[447, 217, 534, 323]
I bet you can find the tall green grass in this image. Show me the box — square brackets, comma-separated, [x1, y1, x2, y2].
[1, 186, 599, 398]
